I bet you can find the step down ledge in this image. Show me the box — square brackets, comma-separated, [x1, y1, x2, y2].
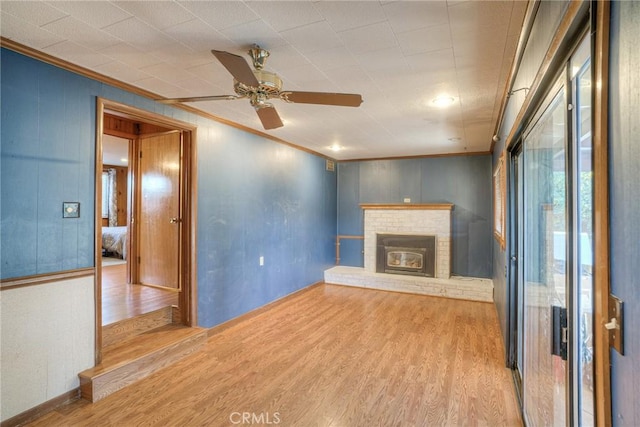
[102, 306, 175, 347]
[79, 326, 207, 402]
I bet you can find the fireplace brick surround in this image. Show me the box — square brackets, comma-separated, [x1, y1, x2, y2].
[363, 204, 451, 278]
[324, 204, 493, 302]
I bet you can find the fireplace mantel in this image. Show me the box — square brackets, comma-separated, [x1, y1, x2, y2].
[360, 203, 454, 211]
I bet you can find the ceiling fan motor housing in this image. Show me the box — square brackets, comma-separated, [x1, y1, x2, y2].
[234, 70, 283, 101]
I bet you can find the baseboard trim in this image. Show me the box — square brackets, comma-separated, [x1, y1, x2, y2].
[207, 281, 323, 337]
[1, 388, 80, 427]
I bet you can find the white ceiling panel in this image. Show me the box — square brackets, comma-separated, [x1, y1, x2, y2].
[280, 21, 343, 54]
[382, 1, 449, 33]
[397, 23, 452, 56]
[245, 1, 322, 32]
[133, 76, 184, 98]
[405, 48, 456, 74]
[262, 43, 312, 72]
[102, 17, 175, 52]
[42, 15, 122, 51]
[162, 18, 231, 53]
[99, 42, 163, 70]
[112, 1, 196, 30]
[2, 1, 67, 27]
[46, 1, 132, 29]
[219, 19, 287, 49]
[185, 61, 234, 88]
[306, 45, 358, 72]
[338, 21, 398, 54]
[43, 40, 114, 69]
[139, 62, 198, 84]
[178, 1, 258, 30]
[1, 12, 66, 49]
[314, 1, 386, 33]
[0, 0, 527, 160]
[95, 60, 152, 83]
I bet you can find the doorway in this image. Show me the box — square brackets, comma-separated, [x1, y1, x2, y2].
[100, 132, 181, 325]
[95, 98, 197, 361]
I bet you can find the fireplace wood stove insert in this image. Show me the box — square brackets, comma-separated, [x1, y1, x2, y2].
[376, 234, 436, 277]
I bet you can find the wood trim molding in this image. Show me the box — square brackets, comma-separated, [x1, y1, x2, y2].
[0, 268, 94, 291]
[207, 282, 324, 338]
[339, 151, 491, 163]
[0, 388, 80, 427]
[592, 1, 612, 425]
[360, 203, 454, 211]
[95, 99, 106, 365]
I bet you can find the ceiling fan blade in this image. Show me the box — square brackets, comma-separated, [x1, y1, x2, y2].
[211, 50, 259, 87]
[157, 95, 240, 104]
[255, 105, 283, 130]
[282, 91, 363, 107]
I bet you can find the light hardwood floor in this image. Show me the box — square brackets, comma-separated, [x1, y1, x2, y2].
[30, 284, 522, 426]
[102, 263, 178, 325]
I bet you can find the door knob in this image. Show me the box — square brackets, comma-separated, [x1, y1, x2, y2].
[169, 217, 181, 224]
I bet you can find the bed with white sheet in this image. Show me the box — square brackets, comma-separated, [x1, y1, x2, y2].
[102, 226, 127, 260]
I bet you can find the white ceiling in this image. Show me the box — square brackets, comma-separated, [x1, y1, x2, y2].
[1, 1, 527, 160]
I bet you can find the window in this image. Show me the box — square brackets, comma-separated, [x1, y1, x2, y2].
[101, 171, 109, 219]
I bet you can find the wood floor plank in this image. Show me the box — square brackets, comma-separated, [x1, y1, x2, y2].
[102, 264, 178, 325]
[27, 284, 521, 426]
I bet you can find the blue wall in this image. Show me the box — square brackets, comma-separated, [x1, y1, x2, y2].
[609, 1, 640, 424]
[1, 50, 98, 277]
[337, 156, 493, 278]
[197, 133, 336, 326]
[0, 48, 337, 328]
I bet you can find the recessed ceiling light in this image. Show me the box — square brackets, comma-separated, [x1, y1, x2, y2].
[432, 96, 455, 107]
[120, 158, 128, 163]
[329, 144, 342, 152]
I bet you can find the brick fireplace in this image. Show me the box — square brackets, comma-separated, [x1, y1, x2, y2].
[362, 204, 452, 278]
[324, 203, 494, 302]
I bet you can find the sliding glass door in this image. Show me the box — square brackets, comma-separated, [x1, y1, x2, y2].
[521, 82, 568, 426]
[512, 35, 593, 426]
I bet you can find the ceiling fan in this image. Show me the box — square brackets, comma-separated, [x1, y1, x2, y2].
[157, 45, 363, 130]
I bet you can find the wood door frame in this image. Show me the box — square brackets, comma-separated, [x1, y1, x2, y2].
[94, 98, 198, 364]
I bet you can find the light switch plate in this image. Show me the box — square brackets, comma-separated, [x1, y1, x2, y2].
[63, 202, 80, 218]
[609, 294, 624, 355]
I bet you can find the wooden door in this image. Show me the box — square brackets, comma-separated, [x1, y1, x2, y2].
[137, 131, 182, 290]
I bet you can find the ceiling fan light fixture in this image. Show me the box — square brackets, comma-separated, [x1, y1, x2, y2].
[431, 95, 456, 107]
